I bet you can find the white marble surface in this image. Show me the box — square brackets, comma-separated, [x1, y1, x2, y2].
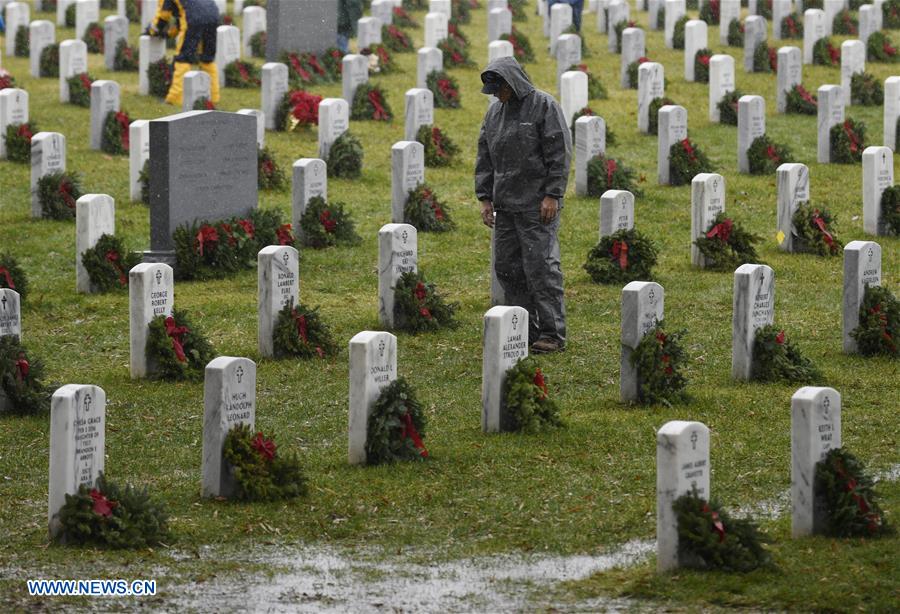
[416, 47, 443, 89]
[840, 40, 865, 106]
[89, 80, 120, 150]
[215, 25, 241, 85]
[404, 88, 434, 142]
[488, 40, 514, 64]
[482, 306, 529, 432]
[817, 84, 844, 163]
[292, 158, 327, 235]
[138, 35, 167, 96]
[129, 263, 174, 379]
[683, 20, 707, 82]
[823, 0, 843, 35]
[341, 54, 368, 104]
[349, 331, 397, 464]
[691, 173, 725, 267]
[317, 98, 349, 160]
[575, 116, 606, 196]
[236, 108, 266, 148]
[29, 20, 56, 78]
[600, 190, 635, 239]
[75, 0, 99, 41]
[378, 224, 418, 329]
[556, 34, 582, 87]
[607, 0, 630, 53]
[0, 288, 21, 339]
[638, 62, 664, 133]
[4, 2, 28, 57]
[708, 54, 735, 122]
[358, 16, 383, 50]
[884, 76, 900, 151]
[621, 281, 664, 402]
[657, 105, 687, 185]
[75, 194, 115, 293]
[719, 0, 740, 46]
[858, 4, 880, 46]
[664, 0, 686, 49]
[242, 6, 267, 57]
[488, 7, 512, 42]
[743, 15, 767, 73]
[182, 71, 211, 112]
[776, 162, 810, 252]
[803, 9, 826, 65]
[59, 39, 88, 103]
[772, 0, 792, 40]
[128, 120, 150, 202]
[620, 27, 645, 88]
[647, 0, 661, 31]
[103, 15, 128, 71]
[732, 264, 775, 380]
[424, 12, 449, 48]
[30, 132, 67, 218]
[261, 62, 289, 130]
[560, 71, 588, 128]
[549, 3, 573, 55]
[842, 241, 882, 353]
[0, 88, 28, 160]
[257, 246, 299, 357]
[862, 146, 893, 235]
[391, 141, 425, 224]
[738, 95, 766, 173]
[776, 46, 802, 113]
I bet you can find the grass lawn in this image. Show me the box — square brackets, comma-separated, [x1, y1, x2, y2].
[0, 1, 897, 610]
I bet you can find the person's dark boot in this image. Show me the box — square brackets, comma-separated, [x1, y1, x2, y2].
[530, 338, 564, 354]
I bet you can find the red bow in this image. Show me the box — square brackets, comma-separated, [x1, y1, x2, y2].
[706, 218, 733, 243]
[288, 54, 312, 82]
[294, 310, 308, 343]
[16, 123, 33, 141]
[104, 250, 127, 286]
[401, 412, 428, 457]
[842, 121, 860, 154]
[115, 112, 130, 150]
[775, 330, 785, 345]
[828, 44, 841, 65]
[368, 89, 389, 121]
[79, 73, 93, 91]
[15, 355, 29, 381]
[90, 489, 115, 517]
[606, 158, 617, 186]
[533, 368, 548, 399]
[811, 211, 835, 249]
[59, 179, 76, 209]
[885, 41, 897, 56]
[414, 282, 427, 302]
[195, 224, 219, 256]
[611, 240, 629, 270]
[698, 54, 710, 67]
[703, 504, 726, 542]
[681, 139, 697, 162]
[836, 462, 882, 533]
[276, 223, 295, 245]
[0, 266, 15, 289]
[432, 126, 447, 159]
[164, 316, 189, 362]
[252, 432, 277, 460]
[795, 85, 817, 106]
[238, 218, 255, 238]
[319, 209, 337, 233]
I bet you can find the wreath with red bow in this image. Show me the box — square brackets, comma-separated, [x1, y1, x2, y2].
[851, 284, 900, 357]
[83, 22, 104, 54]
[192, 97, 216, 111]
[669, 138, 714, 186]
[780, 12, 803, 38]
[298, 195, 362, 248]
[0, 336, 48, 415]
[881, 185, 900, 236]
[426, 70, 461, 109]
[257, 146, 287, 191]
[36, 171, 84, 220]
[351, 83, 393, 122]
[502, 357, 562, 432]
[272, 299, 337, 359]
[148, 59, 173, 99]
[146, 308, 216, 380]
[417, 124, 459, 167]
[282, 51, 338, 85]
[366, 377, 429, 464]
[791, 203, 842, 256]
[393, 270, 458, 333]
[867, 31, 899, 63]
[40, 44, 60, 77]
[113, 39, 139, 72]
[80, 234, 141, 292]
[225, 60, 261, 88]
[439, 36, 475, 68]
[0, 68, 16, 90]
[785, 84, 817, 114]
[382, 24, 414, 52]
[674, 487, 770, 572]
[699, 0, 720, 24]
[726, 18, 744, 47]
[752, 324, 821, 382]
[0, 252, 28, 300]
[501, 28, 535, 63]
[886, 0, 900, 28]
[101, 110, 132, 156]
[815, 448, 893, 537]
[393, 6, 419, 28]
[716, 89, 741, 126]
[747, 134, 793, 175]
[694, 213, 761, 271]
[404, 184, 455, 232]
[67, 72, 94, 107]
[626, 56, 650, 89]
[585, 153, 641, 197]
[694, 49, 712, 83]
[274, 89, 322, 132]
[3, 121, 37, 163]
[363, 44, 396, 74]
[850, 72, 884, 106]
[629, 322, 688, 406]
[832, 9, 858, 35]
[752, 42, 777, 73]
[583, 228, 658, 285]
[813, 37, 841, 66]
[222, 423, 308, 501]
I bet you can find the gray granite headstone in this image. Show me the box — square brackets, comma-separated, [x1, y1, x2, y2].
[657, 105, 687, 186]
[146, 111, 258, 262]
[842, 241, 882, 353]
[575, 115, 606, 196]
[0, 88, 28, 160]
[29, 20, 56, 78]
[391, 141, 425, 224]
[317, 98, 349, 160]
[776, 162, 810, 252]
[638, 61, 664, 133]
[621, 281, 664, 402]
[129, 120, 150, 202]
[59, 39, 88, 103]
[30, 132, 67, 219]
[291, 158, 327, 235]
[738, 95, 765, 173]
[103, 15, 128, 70]
[862, 146, 893, 235]
[75, 194, 116, 293]
[258, 246, 300, 357]
[620, 27, 645, 89]
[776, 46, 802, 113]
[691, 173, 725, 267]
[709, 54, 735, 122]
[732, 264, 775, 380]
[0, 289, 21, 339]
[201, 357, 256, 497]
[266, 0, 337, 61]
[128, 262, 174, 378]
[378, 223, 418, 329]
[817, 84, 844, 163]
[348, 331, 397, 464]
[599, 189, 635, 239]
[482, 306, 529, 433]
[138, 35, 167, 96]
[89, 80, 121, 151]
[404, 88, 434, 142]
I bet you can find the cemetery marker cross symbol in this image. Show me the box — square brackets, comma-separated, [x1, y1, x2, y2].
[1, 296, 6, 311]
[282, 252, 290, 266]
[648, 288, 655, 302]
[156, 270, 163, 285]
[868, 247, 874, 261]
[511, 314, 519, 330]
[235, 366, 244, 383]
[883, 152, 887, 166]
[713, 178, 719, 191]
[690, 431, 698, 450]
[84, 394, 92, 413]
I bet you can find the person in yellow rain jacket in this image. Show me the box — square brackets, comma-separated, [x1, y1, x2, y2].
[147, 0, 221, 106]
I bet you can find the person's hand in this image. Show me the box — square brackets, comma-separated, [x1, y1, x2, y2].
[540, 196, 559, 224]
[481, 200, 494, 228]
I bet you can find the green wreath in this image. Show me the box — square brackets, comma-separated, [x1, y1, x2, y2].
[867, 31, 900, 63]
[299, 195, 361, 248]
[366, 377, 429, 464]
[0, 252, 28, 300]
[699, 0, 719, 24]
[815, 449, 894, 537]
[451, 0, 470, 23]
[282, 52, 332, 86]
[364, 44, 396, 74]
[881, 185, 900, 235]
[717, 90, 741, 125]
[850, 72, 884, 106]
[417, 124, 459, 167]
[40, 43, 60, 77]
[669, 138, 714, 186]
[80, 234, 140, 292]
[113, 39, 139, 72]
[831, 115, 866, 163]
[393, 6, 419, 28]
[752, 41, 775, 73]
[67, 73, 93, 107]
[568, 64, 607, 99]
[813, 37, 841, 66]
[56, 474, 169, 549]
[727, 18, 744, 47]
[694, 213, 761, 271]
[672, 16, 689, 50]
[629, 322, 688, 406]
[613, 19, 635, 53]
[785, 84, 817, 114]
[751, 324, 821, 383]
[351, 83, 392, 121]
[14, 26, 28, 58]
[221, 423, 308, 501]
[147, 59, 173, 99]
[139, 160, 150, 205]
[509, 0, 528, 21]
[403, 0, 428, 9]
[405, 184, 455, 232]
[648, 97, 676, 135]
[747, 134, 793, 175]
[318, 48, 344, 81]
[694, 49, 712, 83]
[125, 0, 140, 22]
[885, 0, 900, 28]
[249, 31, 267, 58]
[655, 4, 666, 29]
[501, 28, 535, 63]
[780, 13, 803, 38]
[65, 3, 76, 27]
[257, 146, 286, 191]
[851, 285, 900, 357]
[791, 203, 843, 256]
[272, 300, 337, 359]
[83, 23, 104, 54]
[674, 487, 770, 572]
[224, 60, 261, 88]
[36, 172, 83, 220]
[193, 97, 215, 110]
[101, 110, 131, 156]
[832, 9, 858, 35]
[586, 153, 641, 197]
[439, 36, 475, 68]
[145, 308, 215, 380]
[393, 270, 458, 333]
[0, 336, 48, 415]
[327, 131, 364, 179]
[383, 24, 414, 52]
[626, 57, 649, 89]
[583, 228, 657, 285]
[502, 357, 562, 433]
[3, 121, 37, 163]
[426, 70, 461, 109]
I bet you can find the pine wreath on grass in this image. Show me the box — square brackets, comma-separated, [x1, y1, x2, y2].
[717, 90, 741, 125]
[426, 70, 461, 109]
[65, 3, 76, 27]
[282, 51, 336, 85]
[674, 488, 770, 572]
[319, 48, 344, 80]
[791, 203, 842, 256]
[752, 41, 776, 73]
[509, 0, 528, 21]
[274, 89, 322, 132]
[655, 4, 666, 29]
[405, 184, 455, 232]
[40, 43, 60, 77]
[366, 378, 429, 464]
[881, 185, 900, 235]
[672, 16, 690, 49]
[699, 0, 720, 24]
[756, 0, 772, 18]
[747, 134, 793, 174]
[626, 57, 650, 89]
[502, 357, 562, 433]
[249, 31, 267, 58]
[147, 58, 172, 98]
[3, 122, 37, 163]
[586, 153, 640, 197]
[393, 270, 458, 333]
[584, 228, 658, 285]
[83, 23, 104, 54]
[417, 124, 459, 167]
[113, 39, 139, 71]
[36, 172, 83, 220]
[694, 213, 761, 270]
[751, 324, 821, 383]
[101, 110, 131, 156]
[14, 26, 28, 58]
[327, 131, 364, 179]
[451, 0, 471, 23]
[501, 28, 535, 63]
[222, 424, 308, 501]
[438, 36, 475, 68]
[727, 18, 744, 47]
[0, 336, 49, 415]
[392, 6, 419, 28]
[0, 69, 16, 90]
[785, 84, 817, 114]
[56, 474, 169, 548]
[815, 448, 893, 537]
[886, 0, 900, 28]
[813, 37, 841, 66]
[146, 308, 215, 380]
[569, 64, 607, 99]
[257, 147, 286, 190]
[613, 19, 636, 53]
[351, 83, 392, 121]
[832, 9, 858, 35]
[299, 195, 362, 248]
[225, 60, 261, 88]
[669, 138, 713, 186]
[867, 31, 900, 62]
[272, 299, 337, 359]
[363, 44, 396, 74]
[0, 253, 28, 300]
[383, 24, 414, 52]
[851, 284, 899, 356]
[850, 72, 884, 105]
[80, 234, 140, 292]
[648, 97, 676, 135]
[780, 12, 803, 38]
[694, 49, 712, 83]
[629, 322, 688, 405]
[139, 160, 150, 205]
[67, 73, 94, 107]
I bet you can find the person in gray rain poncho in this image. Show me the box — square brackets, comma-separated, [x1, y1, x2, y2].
[475, 57, 572, 353]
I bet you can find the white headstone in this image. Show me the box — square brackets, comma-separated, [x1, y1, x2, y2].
[429, 0, 451, 16]
[777, 46, 802, 113]
[803, 9, 826, 65]
[140, 0, 155, 29]
[842, 241, 882, 352]
[75, 0, 100, 42]
[744, 15, 767, 73]
[201, 356, 257, 497]
[357, 16, 382, 50]
[128, 262, 174, 379]
[823, 0, 843, 35]
[391, 141, 425, 224]
[291, 158, 327, 235]
[791, 387, 841, 537]
[416, 47, 443, 89]
[59, 39, 88, 103]
[89, 80, 120, 150]
[57, 0, 74, 27]
[656, 420, 710, 572]
[684, 19, 708, 82]
[242, 6, 267, 57]
[732, 264, 775, 381]
[738, 95, 766, 173]
[0, 88, 28, 160]
[5, 2, 29, 58]
[341, 54, 368, 104]
[261, 62, 289, 130]
[488, 7, 512, 42]
[621, 27, 645, 88]
[129, 120, 150, 202]
[862, 146, 894, 235]
[638, 62, 665, 133]
[0, 289, 21, 339]
[138, 35, 167, 96]
[599, 189, 635, 238]
[29, 20, 56, 78]
[575, 116, 606, 196]
[621, 281, 664, 402]
[317, 98, 350, 160]
[30, 132, 66, 219]
[257, 247, 299, 357]
[840, 40, 865, 106]
[776, 162, 810, 252]
[372, 0, 394, 26]
[550, 3, 573, 55]
[236, 108, 266, 148]
[648, 0, 661, 31]
[657, 105, 688, 185]
[48, 384, 106, 537]
[215, 25, 241, 86]
[720, 0, 741, 46]
[556, 34, 582, 86]
[75, 194, 116, 293]
[817, 84, 844, 163]
[404, 88, 434, 141]
[772, 0, 792, 40]
[560, 70, 588, 128]
[691, 173, 726, 267]
[424, 11, 449, 48]
[103, 15, 128, 71]
[858, 5, 880, 46]
[378, 223, 418, 329]
[348, 331, 397, 464]
[885, 77, 900, 151]
[664, 0, 686, 49]
[709, 54, 736, 122]
[488, 39, 514, 63]
[482, 305, 529, 433]
[182, 70, 211, 112]
[607, 0, 630, 53]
